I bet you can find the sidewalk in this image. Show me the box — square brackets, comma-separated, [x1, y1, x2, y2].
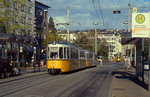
[111, 67, 150, 97]
[0, 71, 47, 84]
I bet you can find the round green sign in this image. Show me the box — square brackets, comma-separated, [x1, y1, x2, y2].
[135, 14, 145, 24]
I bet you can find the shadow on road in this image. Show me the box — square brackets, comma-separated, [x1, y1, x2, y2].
[112, 71, 148, 90]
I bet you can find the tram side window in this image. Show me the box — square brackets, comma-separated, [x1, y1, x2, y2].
[67, 48, 70, 59]
[47, 48, 50, 59]
[90, 54, 93, 59]
[71, 48, 78, 59]
[64, 47, 66, 59]
[59, 47, 63, 58]
[71, 48, 73, 59]
[0, 44, 2, 59]
[80, 51, 85, 59]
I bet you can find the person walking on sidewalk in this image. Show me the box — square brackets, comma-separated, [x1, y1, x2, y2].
[125, 57, 132, 71]
[124, 57, 128, 70]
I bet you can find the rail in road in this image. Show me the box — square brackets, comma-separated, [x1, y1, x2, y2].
[0, 61, 121, 97]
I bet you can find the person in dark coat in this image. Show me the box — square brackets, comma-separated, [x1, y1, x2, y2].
[1, 60, 7, 78]
[0, 60, 3, 78]
[6, 60, 13, 77]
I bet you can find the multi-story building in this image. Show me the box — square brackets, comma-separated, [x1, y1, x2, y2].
[35, 1, 50, 38]
[34, 1, 50, 61]
[0, 0, 35, 35]
[98, 32, 122, 59]
[20, 0, 35, 36]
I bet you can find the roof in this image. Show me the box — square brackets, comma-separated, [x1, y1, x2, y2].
[35, 1, 51, 8]
[0, 33, 14, 40]
[0, 33, 37, 44]
[121, 38, 141, 45]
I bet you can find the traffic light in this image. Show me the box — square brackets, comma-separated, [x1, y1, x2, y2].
[113, 10, 121, 14]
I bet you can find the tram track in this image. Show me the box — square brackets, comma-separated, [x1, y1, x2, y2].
[0, 64, 115, 97]
[54, 67, 113, 97]
[0, 74, 65, 97]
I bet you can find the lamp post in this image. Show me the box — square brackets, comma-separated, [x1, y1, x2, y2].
[123, 21, 128, 32]
[93, 23, 99, 55]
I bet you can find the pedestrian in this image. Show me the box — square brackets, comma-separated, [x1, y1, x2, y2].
[127, 58, 131, 70]
[6, 60, 13, 77]
[99, 58, 102, 65]
[124, 57, 128, 70]
[0, 60, 3, 78]
[13, 68, 19, 75]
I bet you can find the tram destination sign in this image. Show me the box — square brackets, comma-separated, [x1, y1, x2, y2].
[132, 12, 150, 38]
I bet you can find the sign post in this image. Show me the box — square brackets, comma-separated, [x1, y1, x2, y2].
[132, 12, 150, 90]
[132, 13, 150, 38]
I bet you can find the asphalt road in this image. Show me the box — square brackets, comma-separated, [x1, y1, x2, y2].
[0, 61, 123, 97]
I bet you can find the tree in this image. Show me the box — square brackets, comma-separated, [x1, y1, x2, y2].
[42, 17, 63, 48]
[73, 32, 109, 57]
[73, 32, 94, 52]
[42, 32, 64, 48]
[97, 39, 109, 57]
[48, 17, 56, 32]
[0, 0, 26, 33]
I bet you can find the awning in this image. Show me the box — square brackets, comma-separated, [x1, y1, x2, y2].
[121, 38, 141, 45]
[0, 33, 14, 41]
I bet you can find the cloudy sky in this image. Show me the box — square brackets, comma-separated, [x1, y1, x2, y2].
[36, 0, 150, 30]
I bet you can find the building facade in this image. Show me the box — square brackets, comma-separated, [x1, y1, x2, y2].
[0, 0, 35, 35]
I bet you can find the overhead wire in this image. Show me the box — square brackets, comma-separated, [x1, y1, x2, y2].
[97, 0, 106, 28]
[109, 0, 122, 29]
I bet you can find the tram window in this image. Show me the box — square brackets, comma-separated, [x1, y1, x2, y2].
[90, 54, 93, 59]
[50, 47, 58, 58]
[0, 44, 2, 59]
[75, 49, 78, 59]
[64, 47, 66, 59]
[67, 48, 70, 59]
[71, 48, 73, 58]
[47, 48, 50, 59]
[50, 52, 58, 58]
[59, 47, 63, 58]
[80, 51, 85, 59]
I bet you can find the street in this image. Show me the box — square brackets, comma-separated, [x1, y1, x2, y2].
[0, 61, 121, 97]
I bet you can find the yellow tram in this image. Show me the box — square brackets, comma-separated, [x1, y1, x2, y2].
[116, 56, 121, 62]
[46, 41, 97, 74]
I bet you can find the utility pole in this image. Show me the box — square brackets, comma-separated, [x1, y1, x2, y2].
[93, 23, 99, 55]
[67, 7, 70, 42]
[128, 3, 131, 32]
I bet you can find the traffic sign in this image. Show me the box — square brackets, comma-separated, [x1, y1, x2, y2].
[135, 14, 145, 24]
[133, 8, 137, 13]
[132, 12, 150, 38]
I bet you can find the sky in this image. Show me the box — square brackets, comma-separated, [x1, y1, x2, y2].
[36, 0, 150, 31]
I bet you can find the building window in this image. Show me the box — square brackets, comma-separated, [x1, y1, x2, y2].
[21, 4, 26, 12]
[28, 30, 31, 35]
[21, 17, 25, 24]
[28, 6, 32, 14]
[28, 0, 32, 2]
[28, 18, 31, 25]
[13, 2, 17, 9]
[21, 29, 25, 35]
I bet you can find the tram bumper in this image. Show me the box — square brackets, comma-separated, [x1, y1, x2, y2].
[48, 69, 61, 74]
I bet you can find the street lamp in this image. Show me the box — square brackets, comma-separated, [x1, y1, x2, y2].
[123, 21, 128, 32]
[93, 22, 99, 55]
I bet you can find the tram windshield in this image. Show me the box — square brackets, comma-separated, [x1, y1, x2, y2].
[50, 47, 58, 58]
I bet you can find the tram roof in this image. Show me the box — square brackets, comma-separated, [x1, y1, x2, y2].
[48, 41, 81, 48]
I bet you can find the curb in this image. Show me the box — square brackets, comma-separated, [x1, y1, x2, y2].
[0, 72, 47, 84]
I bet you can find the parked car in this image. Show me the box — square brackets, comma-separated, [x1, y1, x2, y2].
[144, 61, 149, 70]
